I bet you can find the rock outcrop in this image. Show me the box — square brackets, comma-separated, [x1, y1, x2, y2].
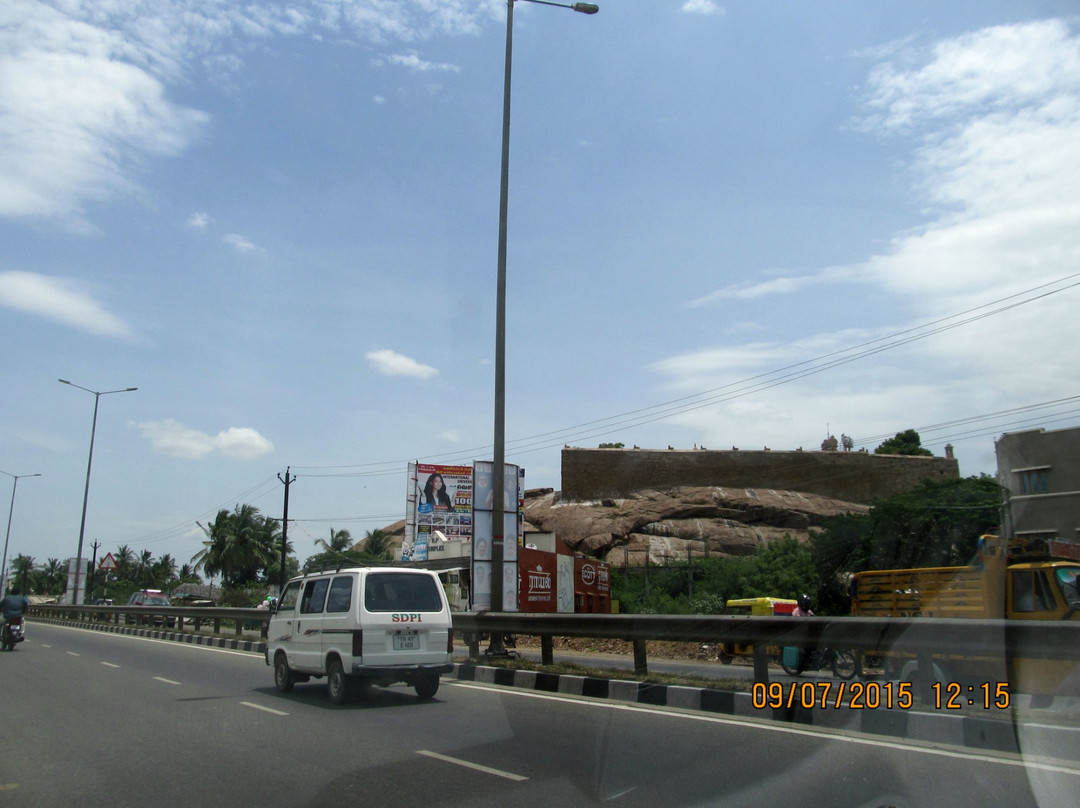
[522, 486, 867, 565]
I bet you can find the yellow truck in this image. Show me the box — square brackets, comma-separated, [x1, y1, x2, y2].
[850, 535, 1080, 693]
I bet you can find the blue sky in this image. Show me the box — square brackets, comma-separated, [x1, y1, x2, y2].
[2, 1, 1079, 571]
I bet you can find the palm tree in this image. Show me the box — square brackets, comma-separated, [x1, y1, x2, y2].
[328, 528, 353, 552]
[10, 554, 35, 595]
[136, 550, 154, 586]
[360, 529, 393, 561]
[192, 504, 277, 588]
[176, 564, 202, 584]
[154, 553, 177, 587]
[42, 558, 66, 595]
[115, 545, 136, 583]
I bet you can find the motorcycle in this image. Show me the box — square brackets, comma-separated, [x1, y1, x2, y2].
[781, 645, 859, 679]
[1, 616, 25, 651]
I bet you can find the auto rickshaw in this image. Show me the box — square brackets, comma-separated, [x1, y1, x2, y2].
[718, 597, 797, 663]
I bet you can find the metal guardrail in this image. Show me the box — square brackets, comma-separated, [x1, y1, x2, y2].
[32, 604, 269, 636]
[31, 604, 1080, 685]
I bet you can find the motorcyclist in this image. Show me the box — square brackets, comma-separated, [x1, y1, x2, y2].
[792, 593, 814, 617]
[791, 593, 814, 669]
[1, 587, 30, 638]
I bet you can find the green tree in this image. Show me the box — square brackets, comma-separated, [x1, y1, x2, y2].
[9, 554, 35, 594]
[114, 545, 136, 582]
[41, 558, 66, 595]
[740, 535, 816, 600]
[359, 528, 393, 560]
[192, 504, 279, 588]
[327, 528, 353, 552]
[874, 428, 933, 456]
[176, 564, 202, 584]
[810, 475, 1002, 613]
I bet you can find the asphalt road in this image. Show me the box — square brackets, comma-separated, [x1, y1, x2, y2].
[1, 624, 1076, 808]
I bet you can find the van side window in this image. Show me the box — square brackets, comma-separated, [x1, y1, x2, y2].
[301, 578, 330, 614]
[365, 573, 442, 612]
[279, 581, 301, 612]
[326, 576, 353, 613]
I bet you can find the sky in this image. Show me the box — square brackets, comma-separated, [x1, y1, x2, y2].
[2, 1, 1079, 573]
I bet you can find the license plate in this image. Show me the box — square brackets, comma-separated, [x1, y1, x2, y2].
[393, 634, 420, 651]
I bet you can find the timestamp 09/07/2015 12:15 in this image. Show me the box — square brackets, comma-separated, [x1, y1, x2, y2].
[751, 680, 1011, 711]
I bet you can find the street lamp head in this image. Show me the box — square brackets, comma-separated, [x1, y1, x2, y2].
[572, 3, 599, 12]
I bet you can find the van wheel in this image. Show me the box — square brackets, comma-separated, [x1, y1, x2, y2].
[414, 675, 439, 700]
[327, 659, 352, 705]
[274, 653, 295, 693]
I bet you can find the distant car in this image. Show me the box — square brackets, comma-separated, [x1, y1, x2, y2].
[126, 590, 176, 627]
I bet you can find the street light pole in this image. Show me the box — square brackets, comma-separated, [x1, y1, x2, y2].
[59, 379, 137, 605]
[490, 0, 598, 620]
[1, 471, 41, 595]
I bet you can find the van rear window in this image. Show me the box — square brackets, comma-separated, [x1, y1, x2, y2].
[365, 573, 443, 613]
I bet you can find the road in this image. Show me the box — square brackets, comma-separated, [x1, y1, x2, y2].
[0, 624, 1076, 807]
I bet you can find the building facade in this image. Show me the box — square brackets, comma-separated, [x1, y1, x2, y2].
[996, 426, 1080, 548]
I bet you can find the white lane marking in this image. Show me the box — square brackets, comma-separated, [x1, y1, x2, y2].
[417, 749, 529, 782]
[41, 644, 51, 648]
[38, 623, 262, 659]
[240, 701, 289, 716]
[153, 676, 181, 685]
[66, 651, 80, 657]
[447, 682, 1080, 778]
[101, 662, 121, 668]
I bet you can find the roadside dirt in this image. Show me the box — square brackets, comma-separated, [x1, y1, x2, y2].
[510, 635, 725, 661]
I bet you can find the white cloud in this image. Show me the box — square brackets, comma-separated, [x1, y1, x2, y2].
[0, 270, 131, 337]
[438, 429, 461, 442]
[131, 419, 274, 459]
[187, 211, 212, 228]
[212, 426, 276, 459]
[0, 0, 491, 225]
[382, 52, 460, 72]
[0, 1, 209, 225]
[681, 1, 724, 16]
[366, 349, 438, 379]
[657, 20, 1080, 470]
[222, 233, 259, 253]
[689, 266, 855, 305]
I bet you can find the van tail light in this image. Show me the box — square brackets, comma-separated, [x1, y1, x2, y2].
[352, 630, 363, 658]
[447, 630, 455, 654]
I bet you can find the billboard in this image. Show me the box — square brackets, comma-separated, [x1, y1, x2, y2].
[402, 463, 473, 562]
[470, 461, 524, 611]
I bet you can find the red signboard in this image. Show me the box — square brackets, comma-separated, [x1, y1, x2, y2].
[518, 547, 556, 612]
[574, 558, 611, 613]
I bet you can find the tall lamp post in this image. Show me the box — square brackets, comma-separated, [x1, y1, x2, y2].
[59, 379, 138, 605]
[490, 0, 598, 620]
[1, 471, 41, 595]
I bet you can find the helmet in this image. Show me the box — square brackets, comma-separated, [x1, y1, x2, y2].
[797, 593, 812, 611]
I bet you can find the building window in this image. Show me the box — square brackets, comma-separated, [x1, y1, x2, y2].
[1018, 468, 1049, 495]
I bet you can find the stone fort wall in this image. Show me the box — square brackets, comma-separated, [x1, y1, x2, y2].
[561, 448, 959, 505]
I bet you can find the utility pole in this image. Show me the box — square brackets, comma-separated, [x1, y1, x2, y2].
[277, 467, 296, 595]
[88, 541, 100, 602]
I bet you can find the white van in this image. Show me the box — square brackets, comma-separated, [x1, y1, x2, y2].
[265, 567, 454, 703]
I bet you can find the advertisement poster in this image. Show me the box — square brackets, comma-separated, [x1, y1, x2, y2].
[556, 553, 575, 613]
[402, 462, 473, 562]
[471, 461, 524, 611]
